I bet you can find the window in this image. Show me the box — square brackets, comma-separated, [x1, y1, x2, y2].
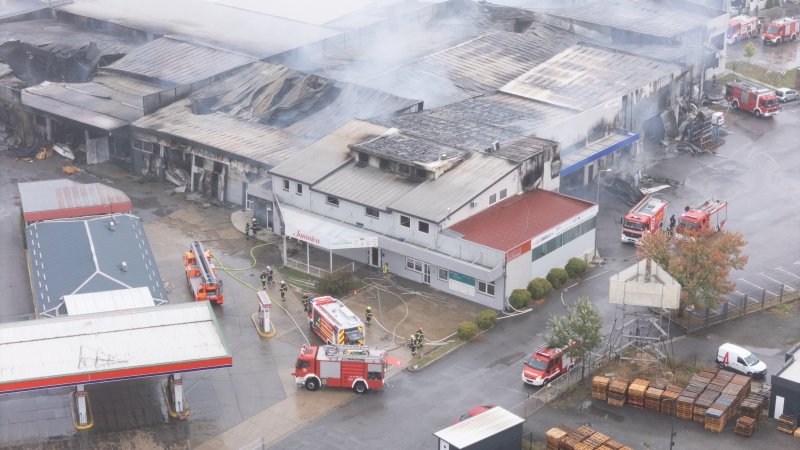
[418, 221, 429, 233]
[531, 217, 597, 261]
[478, 280, 495, 296]
[400, 215, 410, 228]
[283, 179, 290, 191]
[406, 257, 423, 273]
[296, 183, 303, 195]
[438, 268, 448, 281]
[132, 139, 153, 153]
[500, 188, 508, 200]
[399, 164, 410, 176]
[365, 207, 379, 218]
[489, 193, 497, 205]
[326, 196, 339, 206]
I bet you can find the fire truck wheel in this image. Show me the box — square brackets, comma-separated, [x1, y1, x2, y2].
[754, 109, 762, 118]
[305, 378, 320, 391]
[353, 381, 367, 394]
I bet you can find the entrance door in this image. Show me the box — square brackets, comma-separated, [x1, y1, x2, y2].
[369, 248, 380, 267]
[423, 263, 431, 284]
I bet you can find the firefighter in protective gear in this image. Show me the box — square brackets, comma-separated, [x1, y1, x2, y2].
[381, 262, 389, 278]
[260, 271, 268, 289]
[366, 306, 373, 326]
[302, 293, 310, 312]
[415, 328, 424, 349]
[266, 266, 274, 286]
[280, 281, 288, 302]
[409, 335, 418, 356]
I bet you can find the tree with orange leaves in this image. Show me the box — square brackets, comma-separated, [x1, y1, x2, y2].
[637, 229, 748, 317]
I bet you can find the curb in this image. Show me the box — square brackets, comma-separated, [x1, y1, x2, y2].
[406, 339, 467, 372]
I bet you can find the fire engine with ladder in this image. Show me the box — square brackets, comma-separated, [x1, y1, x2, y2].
[676, 197, 728, 238]
[308, 296, 365, 346]
[621, 195, 668, 245]
[294, 344, 387, 393]
[184, 241, 224, 305]
[725, 80, 780, 118]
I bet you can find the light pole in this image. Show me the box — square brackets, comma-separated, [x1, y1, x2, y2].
[596, 168, 612, 206]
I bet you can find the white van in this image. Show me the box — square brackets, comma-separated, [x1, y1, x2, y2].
[716, 343, 767, 378]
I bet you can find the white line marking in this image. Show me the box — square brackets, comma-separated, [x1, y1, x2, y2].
[758, 273, 795, 292]
[776, 267, 800, 280]
[738, 278, 776, 296]
[734, 290, 745, 296]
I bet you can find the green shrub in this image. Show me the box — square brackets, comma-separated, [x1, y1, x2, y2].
[546, 268, 569, 289]
[457, 321, 479, 341]
[475, 310, 498, 330]
[509, 288, 532, 309]
[565, 257, 588, 278]
[315, 271, 356, 297]
[527, 278, 553, 300]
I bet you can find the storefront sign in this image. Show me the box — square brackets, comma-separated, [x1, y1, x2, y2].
[330, 236, 379, 249]
[506, 241, 532, 261]
[448, 270, 476, 296]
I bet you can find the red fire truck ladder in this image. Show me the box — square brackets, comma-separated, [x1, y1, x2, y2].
[191, 241, 218, 287]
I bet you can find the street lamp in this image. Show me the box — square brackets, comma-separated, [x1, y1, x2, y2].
[596, 168, 613, 206]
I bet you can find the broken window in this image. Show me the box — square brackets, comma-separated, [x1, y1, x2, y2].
[418, 221, 429, 234]
[365, 207, 379, 218]
[400, 215, 410, 228]
[399, 164, 410, 176]
[326, 196, 339, 206]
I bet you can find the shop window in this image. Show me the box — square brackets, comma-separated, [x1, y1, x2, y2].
[400, 215, 410, 228]
[418, 221, 429, 233]
[478, 280, 495, 296]
[365, 207, 379, 218]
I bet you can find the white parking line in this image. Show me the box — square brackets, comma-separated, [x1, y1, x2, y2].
[777, 267, 800, 280]
[737, 278, 777, 296]
[758, 272, 796, 292]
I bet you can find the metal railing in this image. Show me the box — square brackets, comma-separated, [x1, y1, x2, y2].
[284, 259, 355, 278]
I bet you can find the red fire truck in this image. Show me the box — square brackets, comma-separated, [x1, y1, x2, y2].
[293, 345, 387, 393]
[725, 80, 780, 118]
[522, 344, 577, 386]
[763, 17, 799, 45]
[727, 15, 758, 44]
[308, 296, 365, 346]
[184, 241, 224, 305]
[621, 195, 668, 245]
[676, 197, 728, 238]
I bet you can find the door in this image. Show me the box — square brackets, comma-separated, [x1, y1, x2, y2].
[774, 395, 785, 418]
[369, 248, 380, 267]
[423, 263, 431, 284]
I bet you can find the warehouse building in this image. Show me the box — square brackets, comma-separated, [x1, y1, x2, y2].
[771, 343, 800, 419]
[18, 179, 131, 224]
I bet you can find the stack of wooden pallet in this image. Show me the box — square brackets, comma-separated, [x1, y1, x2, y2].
[693, 390, 719, 423]
[676, 391, 698, 420]
[627, 379, 649, 409]
[583, 432, 609, 448]
[598, 440, 627, 450]
[794, 428, 800, 439]
[592, 376, 610, 401]
[777, 414, 797, 434]
[645, 386, 663, 411]
[660, 385, 681, 415]
[740, 390, 767, 420]
[546, 427, 568, 450]
[735, 416, 757, 437]
[704, 405, 727, 433]
[607, 378, 629, 407]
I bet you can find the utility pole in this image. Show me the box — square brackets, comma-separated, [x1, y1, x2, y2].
[669, 418, 677, 449]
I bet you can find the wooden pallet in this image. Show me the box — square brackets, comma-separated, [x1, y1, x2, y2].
[592, 376, 610, 401]
[546, 427, 568, 450]
[608, 378, 629, 407]
[627, 379, 649, 408]
[584, 432, 609, 448]
[660, 388, 680, 415]
[704, 406, 727, 433]
[735, 416, 757, 437]
[645, 387, 663, 411]
[693, 391, 719, 423]
[777, 414, 797, 434]
[676, 392, 698, 420]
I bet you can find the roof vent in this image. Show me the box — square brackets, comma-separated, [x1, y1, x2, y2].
[440, 153, 447, 161]
[491, 142, 500, 153]
[121, 261, 127, 272]
[108, 220, 115, 231]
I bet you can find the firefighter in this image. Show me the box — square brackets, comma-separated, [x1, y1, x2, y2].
[260, 270, 268, 289]
[365, 306, 373, 326]
[244, 221, 251, 239]
[266, 266, 274, 286]
[415, 328, 424, 349]
[381, 262, 389, 278]
[250, 217, 259, 236]
[280, 280, 288, 302]
[302, 293, 310, 312]
[409, 335, 418, 356]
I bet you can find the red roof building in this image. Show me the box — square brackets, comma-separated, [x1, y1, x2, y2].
[448, 189, 597, 287]
[19, 179, 132, 223]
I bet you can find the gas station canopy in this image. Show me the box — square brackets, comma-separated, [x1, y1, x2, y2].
[0, 302, 232, 394]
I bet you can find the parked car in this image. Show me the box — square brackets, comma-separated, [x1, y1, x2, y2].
[716, 343, 767, 378]
[775, 88, 798, 103]
[453, 405, 495, 424]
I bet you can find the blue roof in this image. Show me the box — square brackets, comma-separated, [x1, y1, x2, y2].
[26, 214, 166, 317]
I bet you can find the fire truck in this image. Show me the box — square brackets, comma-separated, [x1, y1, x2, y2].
[763, 17, 799, 45]
[727, 15, 758, 44]
[621, 195, 668, 245]
[184, 241, 224, 304]
[676, 197, 728, 238]
[725, 80, 780, 118]
[522, 344, 577, 386]
[308, 296, 365, 346]
[293, 344, 387, 393]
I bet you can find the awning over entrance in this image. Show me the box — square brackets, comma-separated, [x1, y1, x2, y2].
[560, 130, 640, 176]
[281, 205, 378, 250]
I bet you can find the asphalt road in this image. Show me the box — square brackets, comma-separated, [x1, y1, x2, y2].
[272, 101, 800, 448]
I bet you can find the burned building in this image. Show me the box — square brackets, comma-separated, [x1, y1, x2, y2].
[129, 61, 421, 211]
